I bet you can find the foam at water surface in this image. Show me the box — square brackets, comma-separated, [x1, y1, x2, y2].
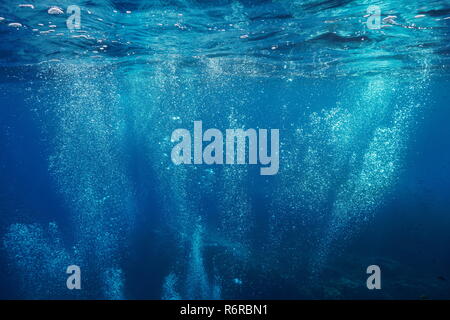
[0, 0, 448, 77]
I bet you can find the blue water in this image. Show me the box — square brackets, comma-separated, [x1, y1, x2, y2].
[0, 0, 450, 299]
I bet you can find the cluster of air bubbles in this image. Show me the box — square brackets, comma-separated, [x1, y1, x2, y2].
[3, 223, 77, 299]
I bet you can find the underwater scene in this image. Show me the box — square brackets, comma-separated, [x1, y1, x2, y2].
[0, 0, 449, 300]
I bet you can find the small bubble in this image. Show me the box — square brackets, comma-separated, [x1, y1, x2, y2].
[8, 22, 23, 28]
[48, 6, 64, 15]
[18, 4, 34, 9]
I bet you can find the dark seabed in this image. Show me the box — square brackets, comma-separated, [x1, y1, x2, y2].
[0, 0, 449, 299]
